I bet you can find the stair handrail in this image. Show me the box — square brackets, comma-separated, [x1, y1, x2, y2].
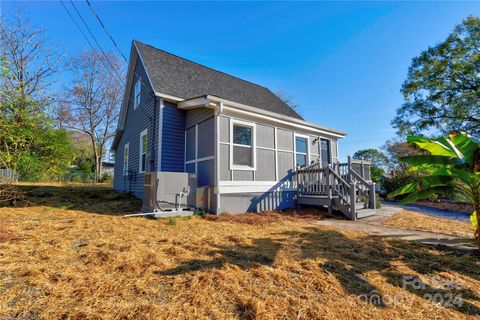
[326, 165, 352, 209]
[349, 167, 376, 209]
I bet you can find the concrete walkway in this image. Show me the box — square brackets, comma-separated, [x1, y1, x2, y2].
[316, 204, 475, 253]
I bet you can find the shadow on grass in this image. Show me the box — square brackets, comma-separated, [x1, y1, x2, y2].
[157, 227, 480, 315]
[3, 184, 142, 215]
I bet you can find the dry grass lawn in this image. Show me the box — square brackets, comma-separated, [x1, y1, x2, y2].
[383, 211, 474, 238]
[1, 184, 480, 319]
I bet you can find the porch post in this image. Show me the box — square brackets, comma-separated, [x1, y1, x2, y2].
[350, 182, 357, 220]
[369, 182, 376, 209]
[326, 164, 332, 214]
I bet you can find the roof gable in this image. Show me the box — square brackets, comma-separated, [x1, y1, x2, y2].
[134, 40, 303, 120]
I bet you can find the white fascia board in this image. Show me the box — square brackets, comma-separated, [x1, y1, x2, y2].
[206, 95, 347, 138]
[154, 92, 185, 102]
[177, 97, 216, 109]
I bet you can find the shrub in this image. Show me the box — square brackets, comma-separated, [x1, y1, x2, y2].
[375, 193, 382, 208]
[100, 172, 113, 183]
[382, 173, 417, 198]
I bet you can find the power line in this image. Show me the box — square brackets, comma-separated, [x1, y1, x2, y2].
[84, 0, 128, 63]
[82, 0, 155, 99]
[67, 0, 124, 85]
[60, 0, 123, 89]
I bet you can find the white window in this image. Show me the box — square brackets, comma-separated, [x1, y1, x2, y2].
[123, 143, 129, 175]
[134, 78, 141, 109]
[139, 129, 148, 173]
[295, 134, 308, 168]
[230, 119, 256, 170]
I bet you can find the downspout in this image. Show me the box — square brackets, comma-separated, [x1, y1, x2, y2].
[214, 102, 224, 214]
[150, 94, 157, 172]
[157, 97, 164, 172]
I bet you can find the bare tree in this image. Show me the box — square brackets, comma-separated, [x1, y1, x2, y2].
[1, 10, 62, 109]
[274, 90, 300, 112]
[58, 50, 124, 182]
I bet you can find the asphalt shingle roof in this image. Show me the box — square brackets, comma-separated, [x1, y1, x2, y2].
[135, 40, 303, 120]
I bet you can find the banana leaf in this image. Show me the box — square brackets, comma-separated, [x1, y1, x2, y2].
[398, 186, 454, 204]
[387, 175, 453, 198]
[449, 133, 479, 167]
[407, 136, 458, 157]
[400, 155, 464, 168]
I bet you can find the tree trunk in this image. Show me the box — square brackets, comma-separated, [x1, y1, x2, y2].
[96, 154, 103, 182]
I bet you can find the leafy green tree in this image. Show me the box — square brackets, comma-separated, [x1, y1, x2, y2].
[353, 149, 388, 182]
[393, 16, 480, 139]
[382, 139, 426, 172]
[387, 133, 480, 248]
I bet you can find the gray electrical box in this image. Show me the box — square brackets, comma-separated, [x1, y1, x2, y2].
[143, 172, 197, 212]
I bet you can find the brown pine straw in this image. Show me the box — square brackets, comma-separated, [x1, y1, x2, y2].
[382, 211, 474, 238]
[0, 184, 479, 319]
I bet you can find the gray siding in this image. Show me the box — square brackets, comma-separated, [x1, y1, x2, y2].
[219, 144, 230, 181]
[256, 149, 275, 181]
[185, 109, 215, 187]
[256, 124, 275, 149]
[309, 135, 320, 155]
[218, 115, 340, 183]
[113, 59, 158, 199]
[277, 129, 293, 151]
[219, 116, 229, 143]
[277, 151, 294, 180]
[219, 192, 296, 213]
[197, 118, 214, 158]
[186, 108, 214, 129]
[332, 140, 338, 162]
[233, 170, 254, 181]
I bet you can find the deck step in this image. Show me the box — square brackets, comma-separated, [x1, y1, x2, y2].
[356, 209, 376, 219]
[355, 202, 367, 210]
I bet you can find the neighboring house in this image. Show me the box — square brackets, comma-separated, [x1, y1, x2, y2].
[112, 40, 375, 217]
[102, 162, 115, 177]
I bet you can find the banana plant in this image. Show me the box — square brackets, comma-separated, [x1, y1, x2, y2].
[387, 133, 480, 248]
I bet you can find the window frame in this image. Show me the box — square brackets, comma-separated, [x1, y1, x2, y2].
[123, 143, 129, 176]
[134, 78, 141, 109]
[229, 119, 256, 171]
[139, 128, 148, 173]
[294, 133, 309, 168]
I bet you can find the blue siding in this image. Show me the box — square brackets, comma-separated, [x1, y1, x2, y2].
[113, 59, 159, 199]
[161, 102, 186, 172]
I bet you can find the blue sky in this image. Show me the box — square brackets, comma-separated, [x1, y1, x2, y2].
[3, 1, 479, 160]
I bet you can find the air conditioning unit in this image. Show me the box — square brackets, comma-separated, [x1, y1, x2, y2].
[142, 172, 197, 213]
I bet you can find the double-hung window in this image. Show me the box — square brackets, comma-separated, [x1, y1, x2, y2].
[295, 134, 308, 168]
[139, 129, 148, 173]
[230, 120, 255, 170]
[123, 143, 129, 175]
[134, 78, 141, 109]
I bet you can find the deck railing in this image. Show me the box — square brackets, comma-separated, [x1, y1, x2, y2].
[295, 157, 376, 220]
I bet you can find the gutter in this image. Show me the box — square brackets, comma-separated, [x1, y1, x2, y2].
[176, 94, 347, 138]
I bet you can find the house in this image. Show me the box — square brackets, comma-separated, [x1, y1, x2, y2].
[112, 40, 376, 218]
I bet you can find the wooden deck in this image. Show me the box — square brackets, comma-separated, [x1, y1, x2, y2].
[294, 157, 376, 220]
